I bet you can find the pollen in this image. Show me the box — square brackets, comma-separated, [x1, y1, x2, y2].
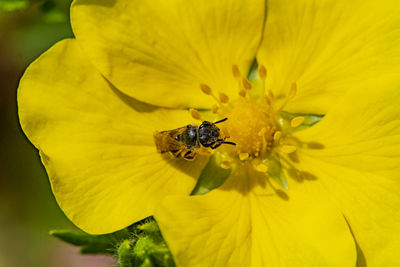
[200, 84, 212, 95]
[273, 131, 282, 142]
[290, 116, 305, 128]
[189, 108, 202, 121]
[220, 161, 231, 169]
[225, 100, 274, 156]
[219, 92, 230, 103]
[255, 163, 268, 173]
[190, 64, 309, 190]
[239, 152, 249, 161]
[211, 104, 219, 114]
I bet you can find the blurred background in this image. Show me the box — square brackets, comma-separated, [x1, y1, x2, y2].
[0, 1, 114, 266]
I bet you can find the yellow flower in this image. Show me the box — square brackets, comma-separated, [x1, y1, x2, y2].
[18, 0, 400, 266]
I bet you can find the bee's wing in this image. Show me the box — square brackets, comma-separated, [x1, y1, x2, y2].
[153, 127, 186, 153]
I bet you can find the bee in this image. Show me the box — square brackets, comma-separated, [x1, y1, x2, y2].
[154, 118, 235, 160]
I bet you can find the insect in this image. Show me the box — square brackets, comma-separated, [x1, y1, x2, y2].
[154, 118, 235, 160]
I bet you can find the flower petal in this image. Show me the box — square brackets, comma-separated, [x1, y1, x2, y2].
[258, 0, 400, 114]
[18, 39, 207, 234]
[291, 77, 400, 265]
[156, 167, 356, 266]
[71, 0, 265, 109]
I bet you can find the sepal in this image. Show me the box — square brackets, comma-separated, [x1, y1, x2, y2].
[49, 228, 129, 254]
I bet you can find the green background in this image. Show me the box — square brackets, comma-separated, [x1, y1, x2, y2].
[0, 1, 114, 266]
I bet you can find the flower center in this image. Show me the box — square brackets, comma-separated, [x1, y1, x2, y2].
[225, 100, 274, 156]
[190, 64, 307, 189]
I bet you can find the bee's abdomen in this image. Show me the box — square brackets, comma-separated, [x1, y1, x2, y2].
[153, 131, 174, 153]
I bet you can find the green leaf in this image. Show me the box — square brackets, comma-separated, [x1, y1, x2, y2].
[267, 153, 288, 190]
[191, 153, 232, 195]
[50, 228, 130, 254]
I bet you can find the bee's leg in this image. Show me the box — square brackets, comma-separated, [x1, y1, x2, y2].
[210, 143, 222, 149]
[211, 139, 236, 149]
[169, 149, 182, 158]
[183, 150, 197, 161]
[210, 139, 224, 149]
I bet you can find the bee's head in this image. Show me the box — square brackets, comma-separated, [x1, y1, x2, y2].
[198, 121, 220, 147]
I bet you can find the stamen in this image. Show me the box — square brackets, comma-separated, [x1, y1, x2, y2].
[199, 84, 222, 104]
[290, 116, 305, 128]
[288, 83, 297, 99]
[258, 127, 267, 137]
[242, 78, 252, 90]
[258, 64, 268, 98]
[280, 145, 297, 154]
[220, 161, 231, 169]
[189, 108, 202, 121]
[239, 152, 249, 161]
[273, 131, 282, 142]
[265, 95, 272, 105]
[200, 84, 212, 95]
[268, 90, 274, 100]
[238, 89, 246, 98]
[258, 65, 267, 80]
[232, 64, 241, 79]
[219, 92, 229, 104]
[278, 82, 297, 111]
[255, 163, 268, 173]
[211, 104, 219, 114]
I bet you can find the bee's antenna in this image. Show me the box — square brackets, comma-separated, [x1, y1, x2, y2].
[221, 141, 236, 146]
[213, 118, 228, 124]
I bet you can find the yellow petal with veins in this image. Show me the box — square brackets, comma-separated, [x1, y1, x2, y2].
[156, 167, 356, 267]
[290, 77, 400, 265]
[258, 0, 400, 114]
[18, 39, 207, 234]
[71, 0, 265, 109]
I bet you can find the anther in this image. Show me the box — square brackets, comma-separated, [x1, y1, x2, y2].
[290, 116, 305, 128]
[273, 131, 282, 142]
[258, 65, 267, 80]
[256, 163, 268, 173]
[281, 145, 297, 154]
[219, 92, 229, 104]
[239, 152, 249, 161]
[189, 108, 202, 121]
[238, 89, 246, 98]
[199, 83, 222, 104]
[232, 64, 241, 79]
[258, 65, 268, 98]
[242, 78, 252, 90]
[220, 161, 232, 169]
[211, 104, 219, 114]
[200, 84, 212, 95]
